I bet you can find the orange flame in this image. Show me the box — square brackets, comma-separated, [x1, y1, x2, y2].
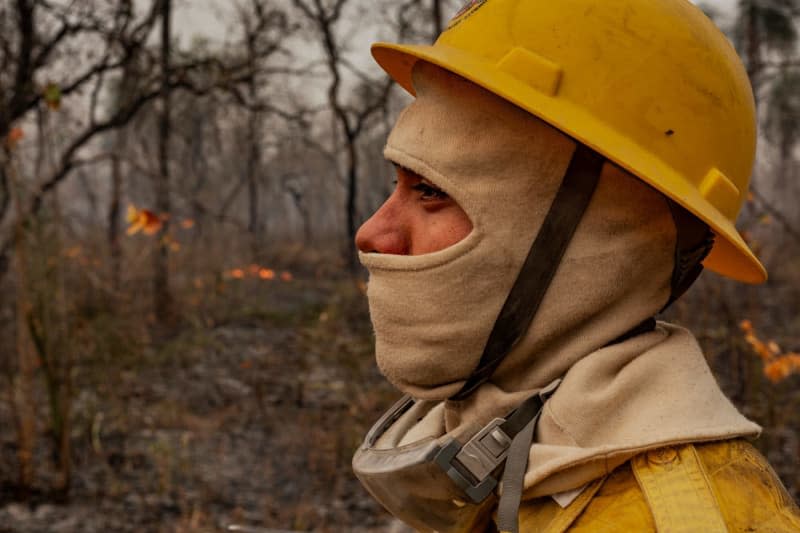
[763, 355, 800, 383]
[224, 265, 293, 282]
[6, 127, 24, 148]
[127, 205, 163, 236]
[739, 320, 800, 383]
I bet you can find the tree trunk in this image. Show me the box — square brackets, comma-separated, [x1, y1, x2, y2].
[345, 133, 358, 269]
[109, 61, 133, 292]
[744, 2, 762, 95]
[48, 188, 72, 499]
[109, 150, 122, 291]
[0, 167, 9, 259]
[246, 46, 261, 257]
[6, 154, 36, 497]
[247, 137, 260, 257]
[154, 0, 173, 323]
[432, 0, 444, 38]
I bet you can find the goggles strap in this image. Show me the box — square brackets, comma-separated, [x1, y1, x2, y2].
[450, 145, 605, 401]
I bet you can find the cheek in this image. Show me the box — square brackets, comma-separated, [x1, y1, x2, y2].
[410, 206, 474, 255]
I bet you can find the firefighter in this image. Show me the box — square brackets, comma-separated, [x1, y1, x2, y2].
[352, 1, 800, 531]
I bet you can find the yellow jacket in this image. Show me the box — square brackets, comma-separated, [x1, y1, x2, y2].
[494, 439, 800, 532]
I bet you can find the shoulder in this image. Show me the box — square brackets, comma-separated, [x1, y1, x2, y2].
[513, 439, 800, 533]
[695, 439, 800, 531]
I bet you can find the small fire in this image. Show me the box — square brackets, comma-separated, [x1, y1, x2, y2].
[64, 246, 82, 259]
[126, 205, 195, 236]
[740, 320, 800, 383]
[224, 265, 293, 283]
[126, 205, 163, 236]
[5, 127, 24, 148]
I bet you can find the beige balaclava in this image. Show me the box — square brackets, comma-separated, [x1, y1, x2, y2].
[359, 62, 759, 499]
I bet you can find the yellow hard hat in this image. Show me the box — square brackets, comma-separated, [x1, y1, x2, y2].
[372, 0, 767, 284]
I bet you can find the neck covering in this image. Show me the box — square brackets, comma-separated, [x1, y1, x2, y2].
[359, 62, 759, 498]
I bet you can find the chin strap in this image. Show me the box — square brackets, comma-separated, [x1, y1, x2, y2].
[438, 145, 713, 533]
[451, 147, 715, 400]
[442, 144, 603, 533]
[450, 144, 605, 401]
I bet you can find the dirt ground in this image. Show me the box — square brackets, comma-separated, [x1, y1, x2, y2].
[0, 279, 404, 532]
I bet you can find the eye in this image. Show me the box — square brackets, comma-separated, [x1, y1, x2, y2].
[411, 181, 449, 201]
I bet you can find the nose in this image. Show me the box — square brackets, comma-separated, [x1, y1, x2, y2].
[355, 193, 409, 255]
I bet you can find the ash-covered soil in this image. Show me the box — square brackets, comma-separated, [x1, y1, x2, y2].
[0, 280, 406, 532]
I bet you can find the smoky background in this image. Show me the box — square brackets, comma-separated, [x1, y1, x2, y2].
[0, 0, 797, 531]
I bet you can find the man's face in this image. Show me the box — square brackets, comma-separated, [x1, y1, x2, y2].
[356, 165, 473, 255]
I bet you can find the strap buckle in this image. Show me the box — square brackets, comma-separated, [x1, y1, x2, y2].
[433, 379, 561, 504]
[434, 418, 512, 503]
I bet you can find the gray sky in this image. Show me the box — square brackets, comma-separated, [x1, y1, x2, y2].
[170, 0, 742, 107]
[175, 0, 741, 51]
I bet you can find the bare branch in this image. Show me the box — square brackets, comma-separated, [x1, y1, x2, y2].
[7, 0, 36, 129]
[751, 186, 800, 245]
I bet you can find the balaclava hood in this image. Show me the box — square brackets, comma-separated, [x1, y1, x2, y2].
[359, 62, 759, 499]
[361, 60, 674, 400]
